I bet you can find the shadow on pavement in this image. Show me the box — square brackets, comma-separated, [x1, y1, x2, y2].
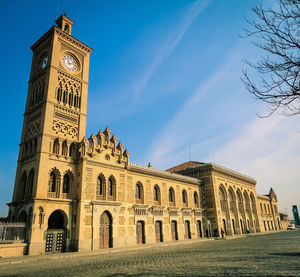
[270, 252, 300, 257]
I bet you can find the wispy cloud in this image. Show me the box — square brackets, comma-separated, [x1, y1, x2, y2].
[211, 114, 300, 215]
[144, 42, 247, 168]
[132, 0, 212, 100]
[143, 38, 300, 216]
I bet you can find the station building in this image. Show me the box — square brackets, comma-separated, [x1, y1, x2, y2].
[8, 15, 281, 255]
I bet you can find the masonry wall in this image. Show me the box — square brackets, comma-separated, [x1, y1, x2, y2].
[77, 157, 205, 251]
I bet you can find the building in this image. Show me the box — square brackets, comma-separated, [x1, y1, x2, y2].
[292, 205, 300, 226]
[279, 213, 290, 230]
[7, 15, 281, 256]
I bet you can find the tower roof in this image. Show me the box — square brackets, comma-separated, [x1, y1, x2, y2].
[55, 14, 74, 35]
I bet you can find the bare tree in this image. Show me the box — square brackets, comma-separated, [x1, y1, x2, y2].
[242, 0, 300, 116]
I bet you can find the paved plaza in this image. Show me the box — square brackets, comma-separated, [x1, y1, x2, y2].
[0, 231, 299, 276]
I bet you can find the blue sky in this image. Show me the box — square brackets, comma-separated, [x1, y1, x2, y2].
[0, 0, 299, 218]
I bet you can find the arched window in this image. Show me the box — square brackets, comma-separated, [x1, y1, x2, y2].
[237, 189, 243, 214]
[27, 169, 34, 198]
[169, 187, 175, 206]
[108, 175, 116, 201]
[219, 186, 227, 214]
[28, 142, 32, 157]
[108, 178, 113, 196]
[62, 174, 70, 193]
[182, 189, 188, 207]
[48, 168, 61, 198]
[194, 191, 199, 207]
[267, 205, 270, 214]
[68, 93, 73, 106]
[63, 90, 67, 104]
[260, 203, 263, 213]
[53, 139, 60, 155]
[33, 139, 37, 154]
[74, 95, 77, 108]
[69, 142, 75, 157]
[264, 204, 267, 213]
[23, 143, 28, 159]
[20, 171, 27, 200]
[96, 174, 106, 200]
[78, 96, 81, 108]
[135, 182, 144, 204]
[243, 191, 251, 215]
[153, 185, 161, 205]
[64, 24, 70, 32]
[62, 140, 68, 156]
[57, 88, 62, 102]
[228, 188, 236, 213]
[49, 172, 56, 192]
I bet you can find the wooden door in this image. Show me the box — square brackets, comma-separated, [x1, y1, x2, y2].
[100, 225, 110, 248]
[197, 220, 202, 238]
[171, 221, 177, 241]
[136, 221, 144, 244]
[99, 212, 111, 249]
[155, 221, 163, 242]
[45, 230, 65, 253]
[185, 221, 191, 239]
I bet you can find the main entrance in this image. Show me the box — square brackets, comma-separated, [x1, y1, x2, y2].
[136, 221, 145, 244]
[99, 211, 112, 249]
[45, 210, 67, 253]
[155, 221, 163, 242]
[171, 220, 178, 241]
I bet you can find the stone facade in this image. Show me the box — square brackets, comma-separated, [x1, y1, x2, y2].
[7, 15, 282, 256]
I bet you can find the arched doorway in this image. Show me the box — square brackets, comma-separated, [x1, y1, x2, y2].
[184, 220, 191, 239]
[136, 221, 145, 244]
[197, 220, 202, 238]
[232, 219, 236, 235]
[171, 220, 178, 240]
[45, 210, 67, 253]
[155, 221, 163, 242]
[222, 219, 227, 234]
[240, 219, 244, 234]
[99, 211, 113, 248]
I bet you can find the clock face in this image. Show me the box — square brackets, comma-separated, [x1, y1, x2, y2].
[41, 55, 48, 69]
[62, 55, 78, 71]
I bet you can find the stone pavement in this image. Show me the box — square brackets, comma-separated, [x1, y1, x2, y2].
[0, 230, 299, 276]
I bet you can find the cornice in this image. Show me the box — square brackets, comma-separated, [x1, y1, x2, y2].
[210, 163, 256, 185]
[54, 27, 93, 53]
[128, 164, 200, 186]
[9, 198, 73, 205]
[133, 204, 149, 208]
[30, 26, 93, 53]
[257, 194, 270, 201]
[31, 27, 55, 51]
[47, 100, 87, 117]
[86, 159, 126, 171]
[90, 200, 122, 206]
[33, 198, 73, 204]
[179, 163, 256, 185]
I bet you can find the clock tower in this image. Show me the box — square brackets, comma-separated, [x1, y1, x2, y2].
[9, 14, 93, 255]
